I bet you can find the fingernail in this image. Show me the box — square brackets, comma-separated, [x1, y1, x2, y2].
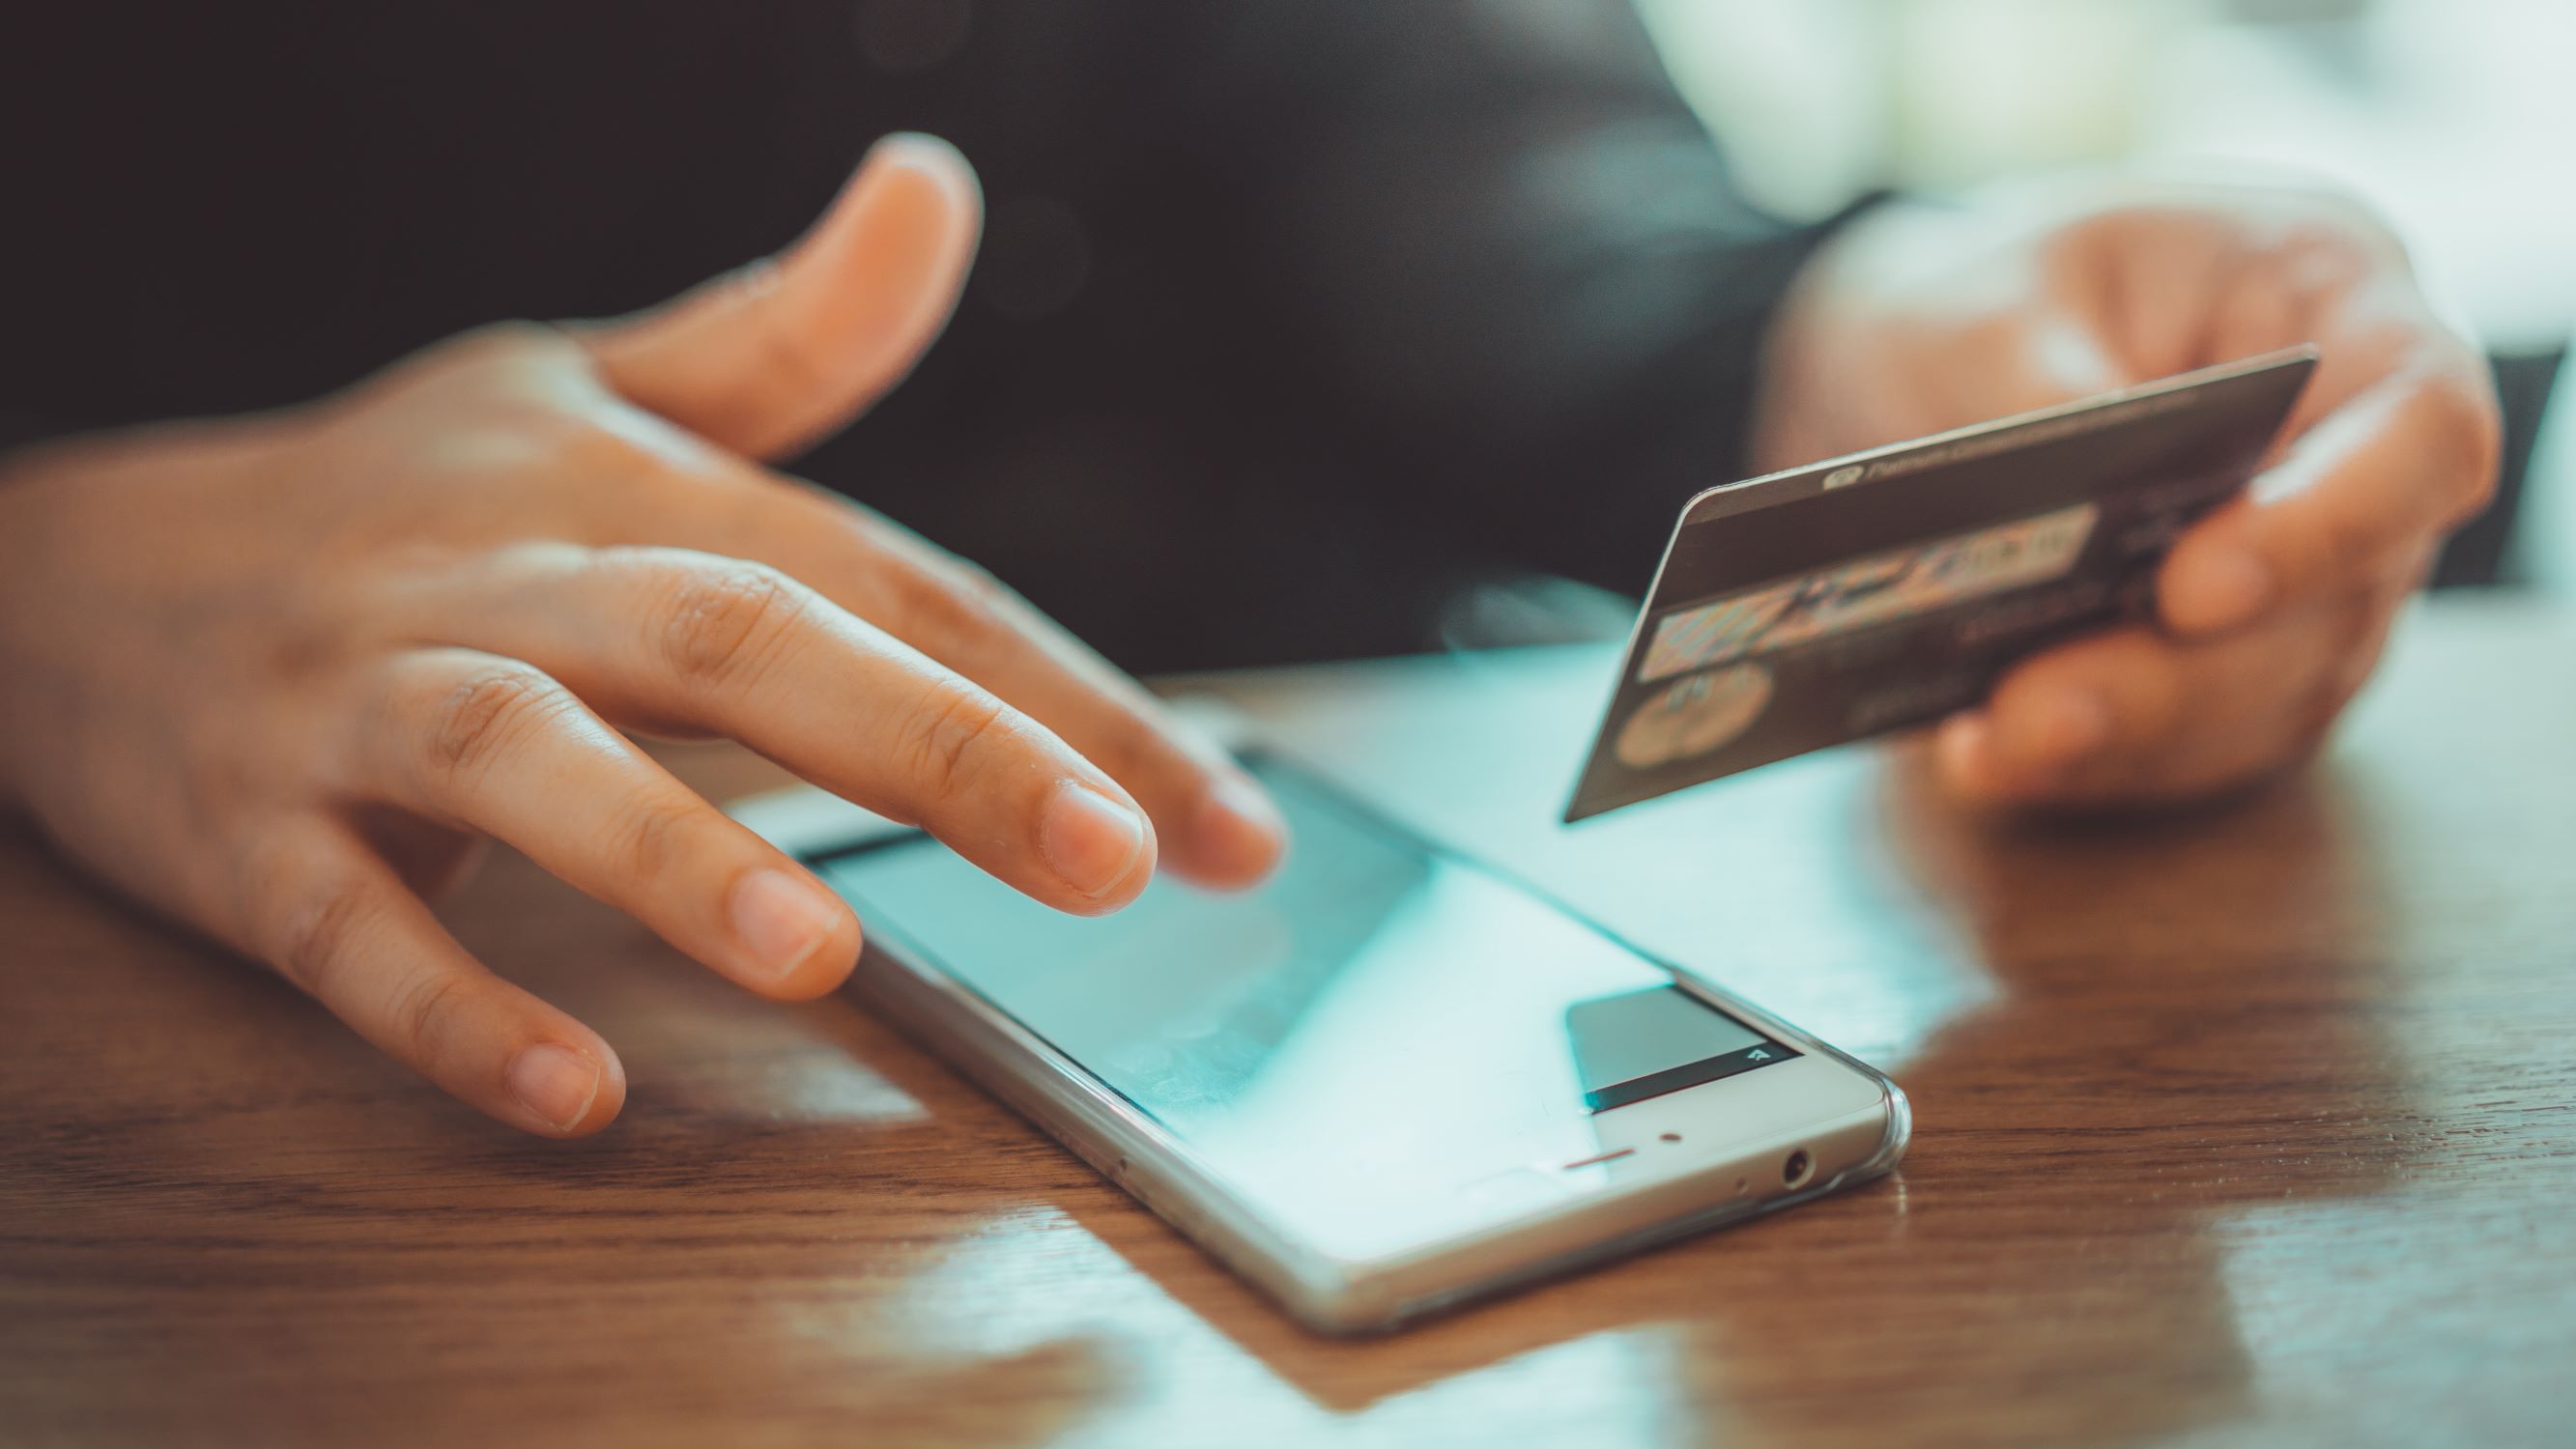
[872, 130, 959, 168]
[728, 868, 844, 981]
[2175, 547, 2274, 632]
[1192, 773, 1287, 870]
[1040, 781, 1149, 901]
[507, 1043, 600, 1132]
[866, 132, 974, 198]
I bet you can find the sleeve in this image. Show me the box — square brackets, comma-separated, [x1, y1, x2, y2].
[1168, 1, 1873, 594]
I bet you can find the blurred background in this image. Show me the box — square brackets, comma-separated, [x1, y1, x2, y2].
[1639, 0, 2574, 594]
[7, 0, 2562, 655]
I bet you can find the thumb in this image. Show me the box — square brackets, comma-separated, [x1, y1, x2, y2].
[580, 133, 982, 460]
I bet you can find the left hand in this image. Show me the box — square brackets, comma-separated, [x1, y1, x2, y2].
[1753, 176, 2502, 808]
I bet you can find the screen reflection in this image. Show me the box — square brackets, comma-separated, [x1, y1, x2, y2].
[817, 757, 1782, 1262]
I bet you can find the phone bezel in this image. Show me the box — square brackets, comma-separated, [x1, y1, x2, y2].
[732, 745, 1909, 1333]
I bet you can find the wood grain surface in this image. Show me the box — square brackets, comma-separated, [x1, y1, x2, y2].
[4, 595, 2572, 1449]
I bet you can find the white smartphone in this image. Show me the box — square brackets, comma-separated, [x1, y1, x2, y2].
[733, 741, 1908, 1334]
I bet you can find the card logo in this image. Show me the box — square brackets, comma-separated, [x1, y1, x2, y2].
[1616, 663, 1775, 768]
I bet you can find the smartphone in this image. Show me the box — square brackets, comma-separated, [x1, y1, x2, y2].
[734, 746, 1908, 1333]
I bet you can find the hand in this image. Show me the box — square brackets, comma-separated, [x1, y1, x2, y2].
[1754, 176, 2502, 808]
[0, 135, 1285, 1137]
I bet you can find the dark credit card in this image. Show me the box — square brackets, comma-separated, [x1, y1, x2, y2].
[1563, 347, 2317, 822]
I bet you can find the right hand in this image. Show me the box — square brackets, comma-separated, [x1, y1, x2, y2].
[0, 134, 1286, 1138]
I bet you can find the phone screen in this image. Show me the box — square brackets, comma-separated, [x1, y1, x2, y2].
[811, 754, 1791, 1261]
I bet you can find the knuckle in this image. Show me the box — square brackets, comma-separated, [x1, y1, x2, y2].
[386, 969, 474, 1070]
[752, 324, 839, 404]
[2288, 204, 2378, 256]
[2304, 504, 2397, 587]
[943, 555, 1016, 618]
[707, 264, 844, 404]
[426, 665, 573, 787]
[1083, 723, 1159, 787]
[435, 320, 583, 375]
[2247, 185, 2400, 269]
[272, 878, 374, 1002]
[354, 322, 586, 432]
[606, 794, 706, 886]
[2424, 378, 2504, 522]
[889, 554, 1014, 657]
[535, 413, 699, 495]
[1067, 700, 1175, 787]
[901, 684, 1013, 811]
[2131, 676, 2190, 754]
[2299, 188, 2399, 250]
[651, 559, 808, 691]
[543, 413, 650, 474]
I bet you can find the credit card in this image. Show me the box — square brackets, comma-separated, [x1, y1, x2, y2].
[1562, 347, 2317, 822]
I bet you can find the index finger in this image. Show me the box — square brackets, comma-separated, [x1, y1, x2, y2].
[405, 546, 1164, 918]
[680, 470, 1288, 890]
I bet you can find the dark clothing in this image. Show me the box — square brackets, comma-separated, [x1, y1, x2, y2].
[2, 2, 1842, 668]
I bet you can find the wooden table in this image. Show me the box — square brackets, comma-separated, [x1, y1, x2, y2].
[6, 596, 2573, 1448]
